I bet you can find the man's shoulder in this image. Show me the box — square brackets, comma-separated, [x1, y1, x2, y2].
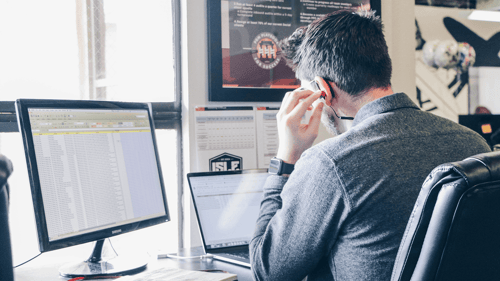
[416, 110, 489, 141]
[305, 133, 354, 163]
[308, 110, 490, 162]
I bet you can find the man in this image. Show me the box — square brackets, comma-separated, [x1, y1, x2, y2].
[250, 10, 491, 281]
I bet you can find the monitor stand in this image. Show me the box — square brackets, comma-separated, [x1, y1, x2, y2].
[59, 239, 148, 278]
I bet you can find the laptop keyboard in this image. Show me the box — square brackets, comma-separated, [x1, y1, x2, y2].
[226, 251, 250, 260]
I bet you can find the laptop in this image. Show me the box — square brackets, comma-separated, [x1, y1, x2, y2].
[187, 169, 270, 268]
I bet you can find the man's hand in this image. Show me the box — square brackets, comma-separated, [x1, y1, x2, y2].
[275, 89, 324, 165]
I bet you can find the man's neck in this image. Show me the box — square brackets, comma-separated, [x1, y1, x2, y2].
[341, 86, 394, 117]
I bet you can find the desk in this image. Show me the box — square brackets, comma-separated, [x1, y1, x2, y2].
[14, 246, 253, 281]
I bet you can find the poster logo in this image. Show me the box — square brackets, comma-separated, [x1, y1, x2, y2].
[252, 32, 281, 70]
[209, 153, 242, 171]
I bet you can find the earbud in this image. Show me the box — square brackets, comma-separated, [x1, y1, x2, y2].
[315, 80, 354, 121]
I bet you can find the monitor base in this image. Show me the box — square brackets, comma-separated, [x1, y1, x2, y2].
[59, 256, 148, 278]
[59, 239, 148, 278]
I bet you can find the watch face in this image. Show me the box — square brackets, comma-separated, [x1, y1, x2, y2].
[269, 158, 281, 174]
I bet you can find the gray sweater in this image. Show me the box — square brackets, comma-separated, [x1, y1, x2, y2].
[250, 93, 491, 281]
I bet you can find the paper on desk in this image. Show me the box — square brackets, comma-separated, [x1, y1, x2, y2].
[119, 267, 237, 281]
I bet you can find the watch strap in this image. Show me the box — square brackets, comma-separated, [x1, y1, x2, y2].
[281, 161, 294, 175]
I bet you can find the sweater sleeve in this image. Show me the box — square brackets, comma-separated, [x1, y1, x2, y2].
[250, 146, 351, 281]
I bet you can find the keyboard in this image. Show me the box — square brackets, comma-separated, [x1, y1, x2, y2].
[226, 251, 250, 261]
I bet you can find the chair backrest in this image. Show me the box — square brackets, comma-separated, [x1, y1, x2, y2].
[0, 155, 13, 281]
[391, 151, 500, 281]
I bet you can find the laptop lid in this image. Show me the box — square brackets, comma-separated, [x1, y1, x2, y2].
[187, 169, 269, 259]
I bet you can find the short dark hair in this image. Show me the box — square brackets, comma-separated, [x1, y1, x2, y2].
[279, 26, 307, 70]
[282, 10, 392, 96]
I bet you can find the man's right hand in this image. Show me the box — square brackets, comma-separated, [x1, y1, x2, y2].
[275, 89, 324, 165]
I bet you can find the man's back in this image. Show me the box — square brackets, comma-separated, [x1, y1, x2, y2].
[304, 93, 491, 280]
[250, 93, 491, 281]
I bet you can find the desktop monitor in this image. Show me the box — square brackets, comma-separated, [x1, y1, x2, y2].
[207, 0, 382, 102]
[459, 114, 500, 149]
[16, 99, 170, 278]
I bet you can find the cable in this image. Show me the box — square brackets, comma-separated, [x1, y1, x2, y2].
[328, 103, 354, 120]
[13, 252, 42, 268]
[322, 79, 354, 120]
[306, 79, 355, 121]
[108, 238, 118, 256]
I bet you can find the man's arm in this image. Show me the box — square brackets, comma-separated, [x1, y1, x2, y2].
[249, 87, 347, 280]
[250, 147, 350, 281]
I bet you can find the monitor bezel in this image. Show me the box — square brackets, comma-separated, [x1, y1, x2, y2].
[207, 0, 382, 102]
[16, 99, 170, 252]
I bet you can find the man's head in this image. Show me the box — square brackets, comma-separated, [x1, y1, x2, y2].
[281, 10, 392, 97]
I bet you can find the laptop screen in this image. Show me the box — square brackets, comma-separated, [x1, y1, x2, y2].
[188, 170, 270, 249]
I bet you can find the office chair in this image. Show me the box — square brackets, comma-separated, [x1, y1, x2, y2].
[391, 151, 500, 281]
[0, 155, 14, 281]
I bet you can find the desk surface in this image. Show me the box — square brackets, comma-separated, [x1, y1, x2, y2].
[14, 247, 253, 281]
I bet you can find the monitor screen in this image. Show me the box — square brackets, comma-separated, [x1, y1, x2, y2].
[208, 0, 381, 101]
[188, 170, 269, 249]
[16, 99, 170, 254]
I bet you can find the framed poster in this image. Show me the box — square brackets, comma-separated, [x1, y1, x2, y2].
[208, 0, 382, 102]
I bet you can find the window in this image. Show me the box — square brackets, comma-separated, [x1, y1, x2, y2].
[0, 0, 181, 263]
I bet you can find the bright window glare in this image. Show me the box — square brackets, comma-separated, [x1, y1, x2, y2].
[103, 0, 175, 102]
[0, 0, 175, 102]
[468, 10, 500, 22]
[0, 1, 80, 101]
[1, 134, 40, 264]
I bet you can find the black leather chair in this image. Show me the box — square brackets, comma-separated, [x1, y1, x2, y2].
[391, 151, 500, 281]
[0, 155, 14, 281]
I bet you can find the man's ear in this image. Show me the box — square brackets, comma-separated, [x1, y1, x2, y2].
[314, 77, 336, 106]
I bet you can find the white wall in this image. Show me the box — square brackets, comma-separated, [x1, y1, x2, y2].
[181, 0, 416, 247]
[470, 67, 500, 114]
[382, 0, 416, 101]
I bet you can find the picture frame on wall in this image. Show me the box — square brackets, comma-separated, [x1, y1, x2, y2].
[207, 0, 382, 102]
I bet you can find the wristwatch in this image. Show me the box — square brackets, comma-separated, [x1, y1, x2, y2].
[268, 157, 295, 175]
